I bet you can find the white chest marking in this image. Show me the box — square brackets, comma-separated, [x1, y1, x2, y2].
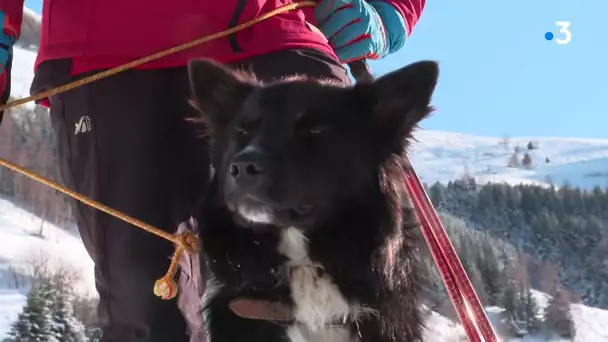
[278, 227, 355, 342]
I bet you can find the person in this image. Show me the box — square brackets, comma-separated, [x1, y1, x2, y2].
[0, 0, 426, 341]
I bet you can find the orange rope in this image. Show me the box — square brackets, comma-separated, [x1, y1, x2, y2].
[0, 0, 317, 300]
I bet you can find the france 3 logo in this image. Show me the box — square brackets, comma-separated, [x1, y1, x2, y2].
[545, 21, 571, 45]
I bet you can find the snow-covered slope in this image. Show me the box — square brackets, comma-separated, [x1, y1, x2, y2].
[408, 131, 608, 191]
[0, 199, 94, 337]
[423, 290, 608, 342]
[11, 46, 37, 110]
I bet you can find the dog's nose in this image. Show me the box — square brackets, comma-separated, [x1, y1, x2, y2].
[229, 161, 263, 178]
[229, 147, 269, 188]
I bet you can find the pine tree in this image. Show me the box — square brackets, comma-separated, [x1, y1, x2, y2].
[500, 275, 525, 337]
[48, 284, 86, 342]
[540, 262, 575, 339]
[502, 278, 517, 317]
[526, 141, 537, 150]
[4, 281, 54, 342]
[4, 277, 86, 342]
[507, 153, 519, 168]
[522, 153, 533, 169]
[500, 255, 537, 337]
[522, 286, 541, 334]
[543, 285, 575, 339]
[84, 326, 101, 342]
[476, 243, 503, 306]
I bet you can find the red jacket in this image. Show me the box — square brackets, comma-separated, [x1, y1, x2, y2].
[1, 0, 425, 75]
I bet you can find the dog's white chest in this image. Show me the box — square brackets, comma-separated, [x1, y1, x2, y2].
[277, 227, 355, 342]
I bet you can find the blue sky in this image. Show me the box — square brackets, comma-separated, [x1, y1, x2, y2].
[24, 0, 605, 139]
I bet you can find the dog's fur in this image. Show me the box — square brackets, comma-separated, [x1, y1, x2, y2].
[187, 58, 439, 342]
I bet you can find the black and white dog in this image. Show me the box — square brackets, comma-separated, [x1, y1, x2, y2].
[187, 58, 439, 342]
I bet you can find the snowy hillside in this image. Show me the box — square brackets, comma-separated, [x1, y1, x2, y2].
[409, 130, 608, 191]
[11, 46, 37, 110]
[422, 289, 608, 342]
[0, 198, 94, 337]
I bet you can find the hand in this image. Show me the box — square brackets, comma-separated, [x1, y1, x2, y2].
[314, 0, 406, 64]
[0, 15, 15, 124]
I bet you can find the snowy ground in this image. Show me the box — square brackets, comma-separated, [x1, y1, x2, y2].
[0, 199, 94, 337]
[409, 130, 608, 191]
[11, 46, 37, 111]
[424, 290, 608, 342]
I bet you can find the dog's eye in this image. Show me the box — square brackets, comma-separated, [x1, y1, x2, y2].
[236, 127, 249, 136]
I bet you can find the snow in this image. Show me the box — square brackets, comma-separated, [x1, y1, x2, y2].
[528, 291, 608, 342]
[11, 47, 37, 111]
[0, 198, 94, 337]
[23, 7, 42, 23]
[423, 291, 608, 341]
[422, 309, 467, 341]
[0, 290, 26, 337]
[409, 130, 608, 191]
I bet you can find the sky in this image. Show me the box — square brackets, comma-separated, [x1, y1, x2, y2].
[23, 0, 606, 139]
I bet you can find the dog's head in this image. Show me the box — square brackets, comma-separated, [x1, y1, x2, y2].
[188, 59, 438, 229]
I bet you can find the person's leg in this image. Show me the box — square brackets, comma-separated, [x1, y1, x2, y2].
[166, 68, 211, 342]
[33, 60, 203, 342]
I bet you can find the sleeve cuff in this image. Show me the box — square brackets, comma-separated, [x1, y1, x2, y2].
[370, 1, 408, 54]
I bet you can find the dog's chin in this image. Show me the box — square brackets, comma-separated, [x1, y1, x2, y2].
[236, 203, 275, 225]
[228, 197, 315, 228]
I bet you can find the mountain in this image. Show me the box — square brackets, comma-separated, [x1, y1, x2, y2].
[408, 131, 608, 191]
[14, 8, 41, 52]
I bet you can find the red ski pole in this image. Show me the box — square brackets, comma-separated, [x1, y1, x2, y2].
[348, 60, 500, 342]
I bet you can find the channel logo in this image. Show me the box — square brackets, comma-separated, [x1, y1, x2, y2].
[545, 21, 571, 45]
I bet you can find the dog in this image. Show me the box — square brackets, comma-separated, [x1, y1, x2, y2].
[187, 58, 439, 342]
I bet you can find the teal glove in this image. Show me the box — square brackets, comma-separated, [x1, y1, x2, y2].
[314, 0, 407, 63]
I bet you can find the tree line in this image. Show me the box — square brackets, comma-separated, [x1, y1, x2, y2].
[426, 179, 608, 311]
[418, 212, 576, 339]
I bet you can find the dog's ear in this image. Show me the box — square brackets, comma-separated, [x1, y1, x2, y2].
[359, 60, 438, 146]
[188, 59, 256, 128]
